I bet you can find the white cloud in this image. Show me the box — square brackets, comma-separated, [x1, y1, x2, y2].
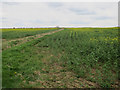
[1, 2, 118, 28]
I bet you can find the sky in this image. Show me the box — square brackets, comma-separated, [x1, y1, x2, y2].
[0, 0, 118, 28]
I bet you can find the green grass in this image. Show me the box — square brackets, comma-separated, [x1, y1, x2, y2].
[2, 28, 119, 88]
[2, 28, 58, 40]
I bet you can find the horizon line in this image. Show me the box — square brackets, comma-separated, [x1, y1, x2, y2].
[0, 26, 119, 29]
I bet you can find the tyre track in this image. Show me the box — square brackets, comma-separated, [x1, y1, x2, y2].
[2, 29, 64, 50]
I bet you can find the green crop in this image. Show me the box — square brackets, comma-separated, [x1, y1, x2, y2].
[2, 28, 119, 88]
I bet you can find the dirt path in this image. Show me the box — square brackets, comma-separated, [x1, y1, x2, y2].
[36, 53, 99, 88]
[7, 29, 63, 42]
[33, 64, 99, 88]
[20, 51, 99, 88]
[2, 29, 64, 50]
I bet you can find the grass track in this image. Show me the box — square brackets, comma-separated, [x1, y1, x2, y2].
[2, 28, 63, 50]
[2, 28, 58, 40]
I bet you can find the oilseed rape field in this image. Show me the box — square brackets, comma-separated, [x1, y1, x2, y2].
[2, 28, 119, 88]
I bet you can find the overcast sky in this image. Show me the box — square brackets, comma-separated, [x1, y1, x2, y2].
[0, 1, 118, 28]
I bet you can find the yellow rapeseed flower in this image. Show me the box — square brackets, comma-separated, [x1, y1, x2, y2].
[105, 39, 107, 41]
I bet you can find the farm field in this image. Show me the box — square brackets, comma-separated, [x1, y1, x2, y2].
[2, 28, 58, 40]
[2, 28, 119, 88]
[2, 28, 60, 50]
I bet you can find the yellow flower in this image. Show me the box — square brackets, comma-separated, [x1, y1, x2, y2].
[14, 72, 17, 74]
[105, 39, 107, 41]
[114, 38, 118, 41]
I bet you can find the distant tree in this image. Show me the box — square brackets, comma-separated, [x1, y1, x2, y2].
[56, 26, 60, 28]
